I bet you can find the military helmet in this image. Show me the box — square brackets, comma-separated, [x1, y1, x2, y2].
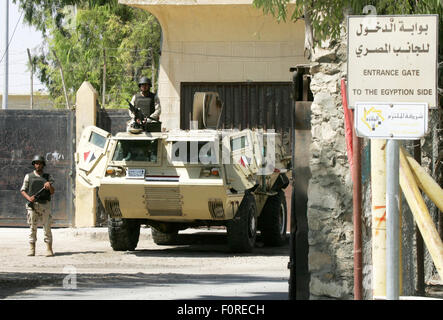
[138, 76, 152, 87]
[31, 155, 45, 166]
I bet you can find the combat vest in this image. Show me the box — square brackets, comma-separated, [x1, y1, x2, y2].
[28, 172, 51, 202]
[134, 92, 155, 117]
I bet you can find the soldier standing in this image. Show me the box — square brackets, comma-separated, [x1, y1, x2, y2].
[128, 76, 161, 129]
[20, 155, 55, 257]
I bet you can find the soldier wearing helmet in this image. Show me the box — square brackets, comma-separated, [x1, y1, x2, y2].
[20, 155, 55, 257]
[128, 76, 161, 130]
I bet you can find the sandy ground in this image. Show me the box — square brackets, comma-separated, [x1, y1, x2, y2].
[0, 227, 291, 300]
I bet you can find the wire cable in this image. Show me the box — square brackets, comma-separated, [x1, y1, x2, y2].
[0, 10, 24, 64]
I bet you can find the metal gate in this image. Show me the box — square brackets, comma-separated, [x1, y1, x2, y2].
[97, 108, 130, 135]
[0, 110, 75, 227]
[180, 82, 292, 131]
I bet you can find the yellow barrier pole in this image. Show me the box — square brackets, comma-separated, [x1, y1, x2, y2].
[399, 147, 443, 280]
[371, 139, 387, 297]
[402, 147, 443, 213]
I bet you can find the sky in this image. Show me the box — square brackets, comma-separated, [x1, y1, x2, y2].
[1, 0, 47, 95]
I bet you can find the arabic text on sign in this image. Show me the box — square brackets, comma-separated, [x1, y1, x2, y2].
[356, 20, 429, 36]
[355, 43, 430, 57]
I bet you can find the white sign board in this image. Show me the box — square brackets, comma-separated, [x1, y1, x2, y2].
[354, 102, 428, 139]
[347, 15, 438, 108]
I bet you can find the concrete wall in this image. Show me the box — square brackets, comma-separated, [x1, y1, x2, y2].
[0, 94, 53, 110]
[74, 82, 99, 227]
[120, 0, 308, 129]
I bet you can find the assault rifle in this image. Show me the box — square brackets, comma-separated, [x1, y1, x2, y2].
[28, 186, 47, 210]
[126, 99, 161, 132]
[127, 99, 146, 129]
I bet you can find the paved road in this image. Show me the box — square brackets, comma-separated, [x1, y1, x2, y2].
[0, 227, 290, 300]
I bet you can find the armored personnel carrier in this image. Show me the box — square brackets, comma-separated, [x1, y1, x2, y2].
[76, 92, 290, 252]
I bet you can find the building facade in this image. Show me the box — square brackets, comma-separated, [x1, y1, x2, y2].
[120, 0, 308, 129]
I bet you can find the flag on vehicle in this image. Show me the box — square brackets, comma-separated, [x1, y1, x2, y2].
[240, 155, 249, 167]
[83, 151, 96, 164]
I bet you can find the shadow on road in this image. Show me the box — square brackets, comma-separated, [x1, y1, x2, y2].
[133, 231, 290, 258]
[52, 251, 106, 257]
[0, 271, 288, 300]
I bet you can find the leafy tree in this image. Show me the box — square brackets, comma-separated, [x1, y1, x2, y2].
[253, 0, 443, 94]
[14, 0, 161, 109]
[253, 1, 443, 51]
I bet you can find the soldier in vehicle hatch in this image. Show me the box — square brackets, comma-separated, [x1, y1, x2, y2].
[128, 76, 161, 130]
[20, 155, 55, 257]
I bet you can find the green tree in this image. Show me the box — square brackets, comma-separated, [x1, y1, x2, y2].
[253, 0, 443, 93]
[253, 1, 442, 46]
[14, 0, 161, 109]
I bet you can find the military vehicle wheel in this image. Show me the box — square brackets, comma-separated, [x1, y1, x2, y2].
[259, 190, 287, 246]
[151, 227, 178, 245]
[227, 192, 257, 253]
[108, 218, 141, 251]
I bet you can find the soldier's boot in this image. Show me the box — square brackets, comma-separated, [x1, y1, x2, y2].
[45, 242, 54, 257]
[27, 243, 35, 256]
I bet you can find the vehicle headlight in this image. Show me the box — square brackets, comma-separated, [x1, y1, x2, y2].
[105, 166, 126, 176]
[201, 167, 220, 177]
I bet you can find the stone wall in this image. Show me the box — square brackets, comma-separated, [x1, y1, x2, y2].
[307, 38, 356, 299]
[420, 109, 443, 284]
[306, 32, 441, 299]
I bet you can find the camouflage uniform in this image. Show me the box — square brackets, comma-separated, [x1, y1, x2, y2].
[20, 157, 55, 256]
[24, 197, 53, 244]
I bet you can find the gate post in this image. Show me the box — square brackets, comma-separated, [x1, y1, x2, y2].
[75, 81, 98, 227]
[371, 139, 387, 298]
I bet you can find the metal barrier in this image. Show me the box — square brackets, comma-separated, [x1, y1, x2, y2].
[0, 110, 75, 227]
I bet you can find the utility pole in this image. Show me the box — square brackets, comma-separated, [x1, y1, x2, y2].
[51, 49, 70, 109]
[27, 48, 33, 109]
[149, 47, 156, 90]
[386, 139, 400, 300]
[102, 48, 106, 108]
[2, 0, 9, 109]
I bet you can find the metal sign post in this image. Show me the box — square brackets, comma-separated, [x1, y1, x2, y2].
[355, 102, 428, 299]
[386, 139, 400, 300]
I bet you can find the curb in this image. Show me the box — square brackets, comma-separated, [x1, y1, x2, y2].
[58, 227, 152, 241]
[1, 226, 226, 241]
